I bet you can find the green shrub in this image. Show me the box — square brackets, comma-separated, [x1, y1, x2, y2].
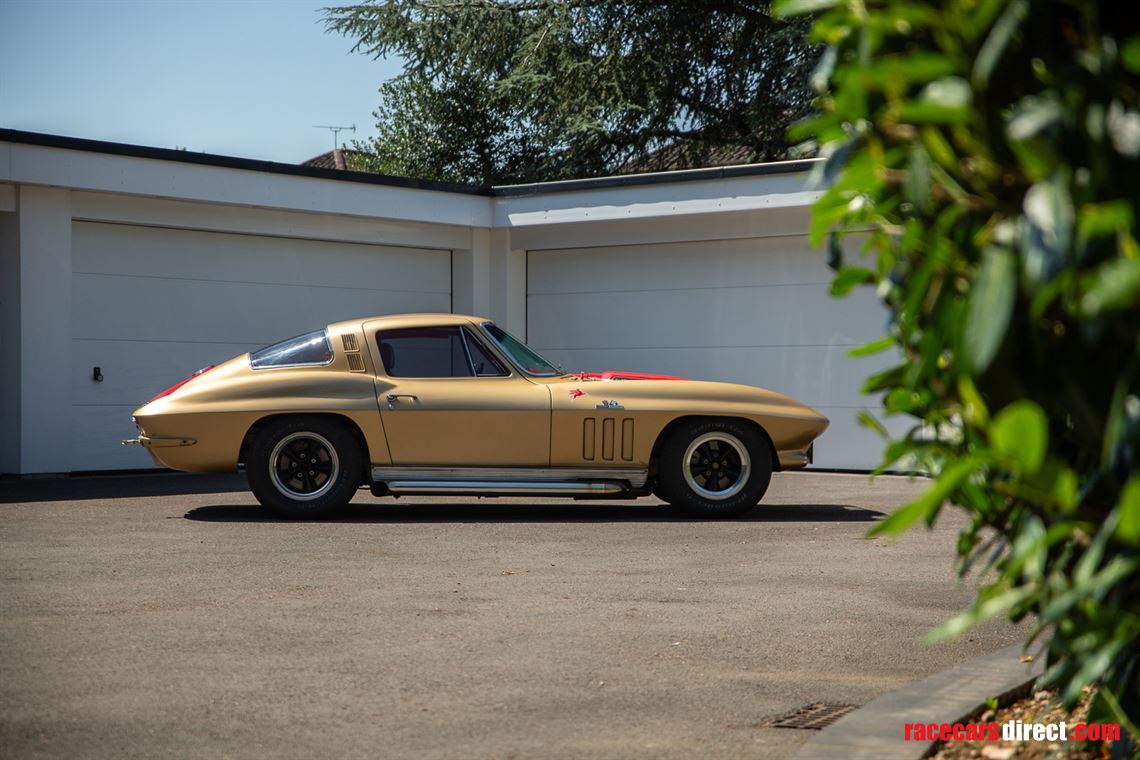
[775, 0, 1140, 733]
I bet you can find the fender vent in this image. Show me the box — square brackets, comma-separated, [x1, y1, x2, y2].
[346, 353, 366, 373]
[341, 334, 359, 352]
[583, 417, 634, 462]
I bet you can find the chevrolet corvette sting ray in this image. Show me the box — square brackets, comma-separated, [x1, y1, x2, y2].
[124, 314, 828, 518]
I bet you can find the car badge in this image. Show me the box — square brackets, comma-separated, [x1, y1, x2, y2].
[568, 388, 585, 399]
[596, 399, 624, 410]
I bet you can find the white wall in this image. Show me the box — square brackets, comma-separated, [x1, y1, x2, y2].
[15, 187, 73, 474]
[0, 205, 20, 474]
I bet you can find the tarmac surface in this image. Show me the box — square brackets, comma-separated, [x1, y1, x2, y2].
[0, 470, 1021, 759]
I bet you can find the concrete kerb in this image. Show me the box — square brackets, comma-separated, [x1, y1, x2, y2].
[791, 644, 1044, 760]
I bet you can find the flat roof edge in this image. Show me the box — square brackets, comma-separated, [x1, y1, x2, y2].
[0, 128, 492, 196]
[491, 159, 820, 197]
[1, 128, 819, 198]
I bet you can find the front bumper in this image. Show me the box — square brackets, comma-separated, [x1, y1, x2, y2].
[777, 443, 814, 470]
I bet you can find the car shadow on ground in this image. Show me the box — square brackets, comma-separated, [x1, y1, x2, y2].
[0, 473, 248, 504]
[183, 501, 885, 524]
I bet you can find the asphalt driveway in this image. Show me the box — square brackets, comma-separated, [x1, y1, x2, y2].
[0, 471, 1020, 759]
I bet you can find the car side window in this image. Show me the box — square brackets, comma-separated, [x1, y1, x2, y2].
[377, 327, 473, 378]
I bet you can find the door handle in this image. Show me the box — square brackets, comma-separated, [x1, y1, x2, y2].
[386, 394, 419, 403]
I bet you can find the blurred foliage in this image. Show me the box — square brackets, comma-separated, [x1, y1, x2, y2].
[777, 0, 1140, 734]
[325, 1, 818, 185]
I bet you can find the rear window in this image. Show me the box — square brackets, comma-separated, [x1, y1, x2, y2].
[250, 330, 333, 369]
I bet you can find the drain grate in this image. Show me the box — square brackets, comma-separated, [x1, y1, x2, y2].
[756, 703, 858, 730]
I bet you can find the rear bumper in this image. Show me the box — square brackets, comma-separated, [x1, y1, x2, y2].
[122, 435, 197, 449]
[122, 435, 197, 468]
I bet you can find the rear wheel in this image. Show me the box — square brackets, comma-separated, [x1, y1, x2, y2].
[655, 418, 772, 518]
[247, 417, 362, 518]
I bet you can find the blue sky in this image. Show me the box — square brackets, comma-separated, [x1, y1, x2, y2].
[0, 0, 402, 163]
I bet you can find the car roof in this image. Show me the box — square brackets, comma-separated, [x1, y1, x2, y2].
[329, 313, 491, 332]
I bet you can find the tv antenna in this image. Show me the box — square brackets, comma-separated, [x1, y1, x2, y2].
[313, 124, 356, 151]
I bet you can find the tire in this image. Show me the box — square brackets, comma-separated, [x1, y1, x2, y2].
[655, 418, 772, 518]
[246, 417, 363, 518]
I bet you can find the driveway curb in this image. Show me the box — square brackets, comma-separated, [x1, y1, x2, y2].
[791, 644, 1044, 759]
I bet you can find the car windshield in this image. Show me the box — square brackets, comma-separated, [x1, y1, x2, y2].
[482, 323, 562, 377]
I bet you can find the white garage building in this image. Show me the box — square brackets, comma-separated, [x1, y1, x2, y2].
[0, 129, 897, 476]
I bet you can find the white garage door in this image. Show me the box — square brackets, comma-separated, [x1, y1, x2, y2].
[527, 237, 900, 470]
[72, 221, 451, 471]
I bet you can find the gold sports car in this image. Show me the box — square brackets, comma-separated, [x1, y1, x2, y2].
[125, 313, 829, 518]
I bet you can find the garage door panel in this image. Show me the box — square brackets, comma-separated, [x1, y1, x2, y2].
[71, 222, 451, 472]
[74, 274, 450, 342]
[528, 238, 888, 470]
[71, 405, 156, 471]
[810, 408, 911, 470]
[535, 345, 896, 409]
[528, 286, 886, 350]
[72, 339, 254, 407]
[528, 237, 837, 294]
[74, 222, 451, 294]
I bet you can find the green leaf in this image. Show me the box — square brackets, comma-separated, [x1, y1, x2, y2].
[972, 0, 1028, 88]
[865, 53, 957, 93]
[868, 457, 981, 538]
[885, 388, 921, 413]
[926, 586, 1035, 642]
[1062, 635, 1131, 704]
[1007, 93, 1064, 142]
[904, 144, 932, 214]
[1042, 556, 1140, 625]
[1115, 478, 1140, 546]
[856, 409, 889, 438]
[811, 46, 837, 93]
[921, 126, 958, 170]
[964, 247, 1016, 373]
[990, 401, 1048, 473]
[1122, 36, 1140, 75]
[1077, 200, 1134, 239]
[957, 376, 990, 427]
[861, 363, 907, 394]
[830, 266, 875, 296]
[847, 336, 895, 358]
[1090, 686, 1140, 741]
[1080, 258, 1140, 316]
[1022, 172, 1074, 286]
[772, 0, 841, 17]
[920, 76, 972, 109]
[893, 101, 972, 126]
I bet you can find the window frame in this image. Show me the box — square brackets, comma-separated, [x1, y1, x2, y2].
[376, 325, 514, 380]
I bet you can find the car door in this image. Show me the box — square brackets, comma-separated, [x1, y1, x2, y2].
[368, 323, 551, 466]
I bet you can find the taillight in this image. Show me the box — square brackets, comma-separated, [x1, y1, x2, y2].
[147, 365, 216, 403]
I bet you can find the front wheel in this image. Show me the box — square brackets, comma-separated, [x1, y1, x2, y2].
[246, 417, 362, 518]
[655, 419, 772, 518]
